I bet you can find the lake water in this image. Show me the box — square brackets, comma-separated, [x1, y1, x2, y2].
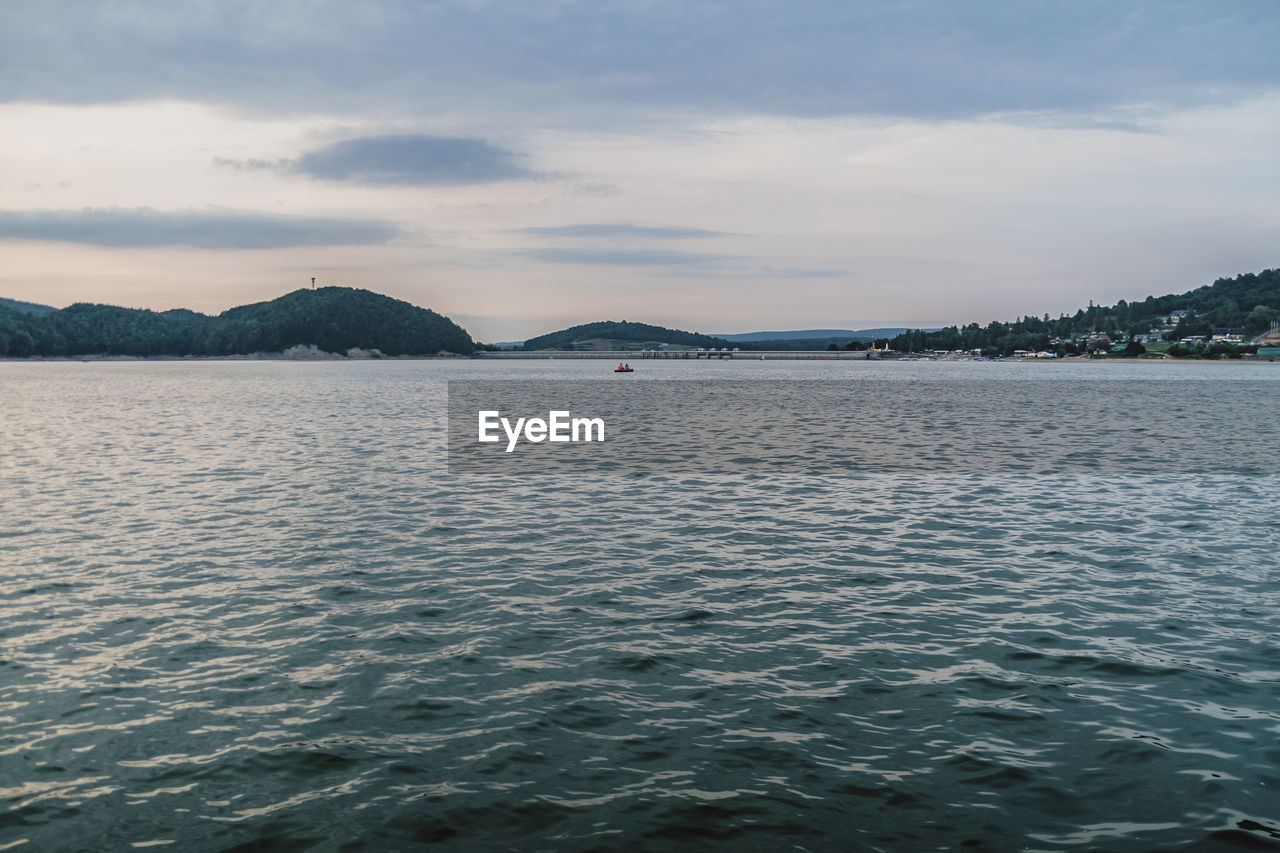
[2, 359, 1278, 851]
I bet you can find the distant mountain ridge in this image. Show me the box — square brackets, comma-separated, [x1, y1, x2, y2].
[716, 328, 926, 342]
[518, 321, 928, 350]
[0, 287, 473, 357]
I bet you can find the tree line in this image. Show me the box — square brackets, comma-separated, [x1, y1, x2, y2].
[0, 287, 474, 357]
[883, 269, 1280, 356]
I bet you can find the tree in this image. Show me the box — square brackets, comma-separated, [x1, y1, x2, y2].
[8, 329, 34, 357]
[1212, 297, 1243, 327]
[1245, 305, 1278, 337]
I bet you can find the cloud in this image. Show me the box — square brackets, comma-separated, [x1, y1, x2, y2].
[3, 2, 1277, 123]
[519, 224, 726, 239]
[289, 135, 535, 185]
[212, 156, 284, 172]
[768, 268, 848, 279]
[660, 266, 850, 280]
[518, 248, 738, 267]
[0, 208, 402, 248]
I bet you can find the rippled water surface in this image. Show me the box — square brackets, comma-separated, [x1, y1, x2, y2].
[2, 360, 1279, 852]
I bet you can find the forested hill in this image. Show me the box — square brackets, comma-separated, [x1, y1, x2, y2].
[0, 287, 474, 357]
[889, 268, 1280, 355]
[522, 320, 732, 350]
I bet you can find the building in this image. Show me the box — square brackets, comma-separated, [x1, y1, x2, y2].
[1211, 327, 1246, 343]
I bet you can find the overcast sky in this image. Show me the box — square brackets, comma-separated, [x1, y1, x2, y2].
[2, 1, 1278, 341]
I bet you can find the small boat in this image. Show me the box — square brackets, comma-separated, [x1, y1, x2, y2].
[614, 366, 634, 373]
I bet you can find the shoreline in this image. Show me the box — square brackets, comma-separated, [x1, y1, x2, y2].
[0, 353, 470, 362]
[1, 354, 1274, 364]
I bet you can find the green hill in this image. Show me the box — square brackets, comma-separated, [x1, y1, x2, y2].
[0, 287, 473, 357]
[522, 320, 732, 351]
[212, 287, 473, 355]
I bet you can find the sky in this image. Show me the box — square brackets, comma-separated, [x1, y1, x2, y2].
[2, 1, 1278, 342]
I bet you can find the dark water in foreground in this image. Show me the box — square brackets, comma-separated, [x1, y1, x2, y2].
[2, 361, 1279, 851]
